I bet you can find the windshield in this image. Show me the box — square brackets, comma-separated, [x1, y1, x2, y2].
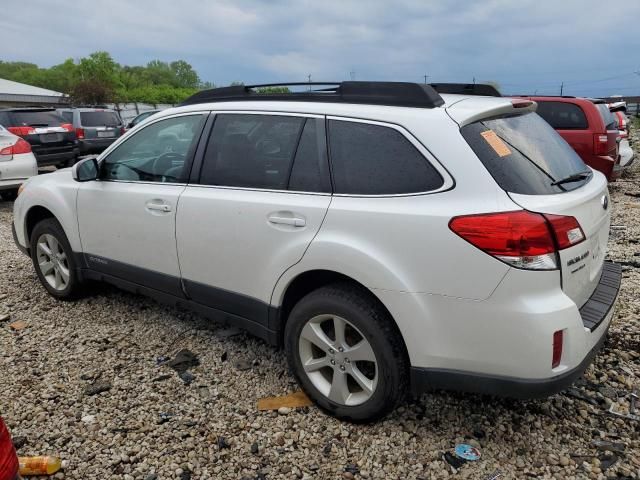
[80, 111, 121, 127]
[461, 112, 590, 195]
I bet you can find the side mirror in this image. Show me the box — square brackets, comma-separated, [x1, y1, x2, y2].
[72, 157, 100, 182]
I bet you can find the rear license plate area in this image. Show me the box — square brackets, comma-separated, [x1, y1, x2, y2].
[40, 133, 60, 142]
[97, 131, 115, 138]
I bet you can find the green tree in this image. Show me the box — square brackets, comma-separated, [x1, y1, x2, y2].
[0, 52, 207, 104]
[170, 60, 199, 88]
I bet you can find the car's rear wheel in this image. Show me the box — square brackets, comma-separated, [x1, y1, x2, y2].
[30, 218, 84, 299]
[285, 283, 408, 422]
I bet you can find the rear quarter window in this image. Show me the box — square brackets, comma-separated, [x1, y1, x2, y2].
[461, 112, 590, 195]
[328, 120, 444, 195]
[535, 101, 588, 129]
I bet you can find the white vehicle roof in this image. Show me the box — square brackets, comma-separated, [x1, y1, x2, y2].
[154, 93, 534, 130]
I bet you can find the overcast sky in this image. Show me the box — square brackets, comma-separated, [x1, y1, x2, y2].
[2, 0, 639, 97]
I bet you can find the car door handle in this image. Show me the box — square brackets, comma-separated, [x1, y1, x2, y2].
[145, 201, 172, 213]
[268, 213, 306, 227]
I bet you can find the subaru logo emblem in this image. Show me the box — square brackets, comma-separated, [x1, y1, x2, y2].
[601, 195, 608, 210]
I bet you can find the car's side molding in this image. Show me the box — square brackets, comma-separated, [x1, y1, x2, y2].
[78, 253, 278, 344]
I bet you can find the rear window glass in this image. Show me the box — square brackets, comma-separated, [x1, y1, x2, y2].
[461, 113, 590, 195]
[80, 111, 121, 127]
[535, 101, 588, 129]
[596, 104, 616, 130]
[8, 110, 65, 127]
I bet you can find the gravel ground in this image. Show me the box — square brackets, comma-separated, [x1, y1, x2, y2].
[1, 139, 639, 480]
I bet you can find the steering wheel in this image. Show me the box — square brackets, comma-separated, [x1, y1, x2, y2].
[152, 152, 185, 182]
[109, 163, 140, 181]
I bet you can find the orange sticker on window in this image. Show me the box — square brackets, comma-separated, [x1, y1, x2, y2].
[480, 130, 511, 157]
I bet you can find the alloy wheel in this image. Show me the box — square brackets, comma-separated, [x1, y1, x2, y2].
[36, 234, 70, 291]
[298, 314, 378, 406]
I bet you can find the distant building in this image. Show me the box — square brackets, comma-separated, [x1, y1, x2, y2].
[0, 78, 69, 107]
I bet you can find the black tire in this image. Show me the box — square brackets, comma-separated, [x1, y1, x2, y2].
[29, 218, 84, 299]
[285, 282, 409, 422]
[1, 189, 18, 201]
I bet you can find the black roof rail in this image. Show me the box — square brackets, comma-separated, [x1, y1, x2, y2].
[429, 83, 501, 97]
[179, 81, 445, 109]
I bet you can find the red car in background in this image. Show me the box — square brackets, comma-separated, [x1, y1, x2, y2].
[0, 416, 19, 480]
[513, 96, 620, 181]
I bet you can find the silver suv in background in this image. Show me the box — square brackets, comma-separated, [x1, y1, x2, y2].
[57, 107, 124, 154]
[125, 110, 160, 130]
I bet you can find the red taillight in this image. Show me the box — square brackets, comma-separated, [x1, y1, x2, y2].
[544, 214, 585, 250]
[75, 128, 85, 139]
[552, 330, 563, 368]
[7, 126, 35, 137]
[593, 133, 609, 155]
[0, 138, 32, 157]
[0, 418, 19, 480]
[449, 211, 586, 270]
[61, 123, 74, 132]
[120, 127, 125, 136]
[12, 138, 32, 154]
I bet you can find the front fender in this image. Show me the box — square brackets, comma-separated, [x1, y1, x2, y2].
[13, 171, 81, 252]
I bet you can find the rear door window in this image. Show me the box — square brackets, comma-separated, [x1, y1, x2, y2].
[535, 101, 588, 129]
[461, 112, 590, 195]
[288, 118, 331, 193]
[8, 110, 65, 127]
[200, 114, 305, 190]
[80, 111, 121, 127]
[328, 120, 444, 195]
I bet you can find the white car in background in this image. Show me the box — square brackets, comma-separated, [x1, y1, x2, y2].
[0, 125, 38, 201]
[609, 106, 634, 168]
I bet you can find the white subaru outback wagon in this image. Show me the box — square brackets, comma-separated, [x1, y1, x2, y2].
[12, 82, 621, 422]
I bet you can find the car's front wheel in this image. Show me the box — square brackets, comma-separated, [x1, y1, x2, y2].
[285, 283, 409, 422]
[30, 218, 84, 299]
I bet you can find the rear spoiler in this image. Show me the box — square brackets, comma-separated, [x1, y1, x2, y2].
[446, 98, 537, 127]
[430, 83, 501, 97]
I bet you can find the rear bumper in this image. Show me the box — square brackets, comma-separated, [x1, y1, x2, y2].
[376, 260, 621, 399]
[0, 178, 28, 191]
[410, 325, 608, 398]
[0, 154, 37, 189]
[33, 149, 78, 166]
[79, 138, 117, 154]
[584, 155, 616, 181]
